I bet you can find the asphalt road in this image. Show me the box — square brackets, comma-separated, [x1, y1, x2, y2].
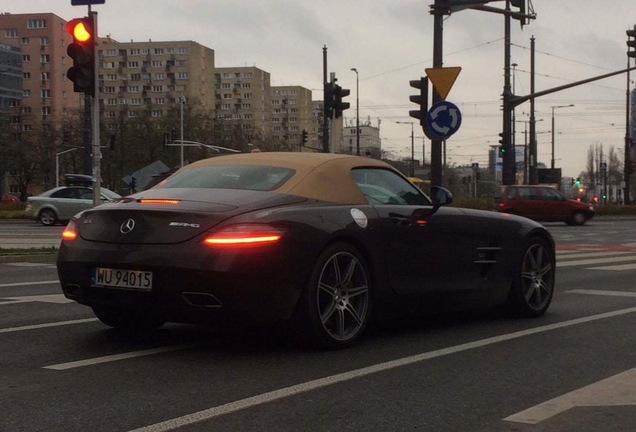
[1, 219, 635, 431]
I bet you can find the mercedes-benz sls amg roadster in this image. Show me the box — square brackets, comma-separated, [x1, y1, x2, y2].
[57, 152, 555, 349]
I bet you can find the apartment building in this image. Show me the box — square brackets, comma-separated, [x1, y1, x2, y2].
[270, 85, 312, 150]
[0, 12, 81, 194]
[214, 66, 272, 151]
[98, 37, 215, 133]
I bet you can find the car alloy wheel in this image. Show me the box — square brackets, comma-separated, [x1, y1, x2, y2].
[506, 237, 555, 317]
[572, 211, 586, 225]
[39, 209, 57, 226]
[292, 242, 371, 349]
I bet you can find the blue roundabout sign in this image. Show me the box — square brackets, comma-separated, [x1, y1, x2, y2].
[425, 101, 462, 140]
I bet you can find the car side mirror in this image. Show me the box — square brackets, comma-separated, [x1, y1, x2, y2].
[431, 186, 453, 208]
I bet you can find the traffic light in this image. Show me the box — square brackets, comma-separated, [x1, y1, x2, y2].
[510, 0, 527, 27]
[334, 85, 350, 119]
[324, 82, 336, 118]
[130, 177, 137, 192]
[65, 16, 95, 95]
[627, 27, 636, 58]
[498, 133, 506, 157]
[408, 77, 428, 126]
[575, 178, 581, 186]
[301, 129, 308, 145]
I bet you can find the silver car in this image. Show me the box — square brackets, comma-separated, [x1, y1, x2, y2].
[25, 186, 121, 226]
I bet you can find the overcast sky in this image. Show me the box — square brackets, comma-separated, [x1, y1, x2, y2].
[7, 0, 636, 177]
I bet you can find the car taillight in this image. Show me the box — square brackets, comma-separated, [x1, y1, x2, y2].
[62, 220, 78, 241]
[202, 224, 286, 247]
[138, 198, 180, 205]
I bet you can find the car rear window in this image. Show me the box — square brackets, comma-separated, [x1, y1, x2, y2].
[154, 165, 295, 191]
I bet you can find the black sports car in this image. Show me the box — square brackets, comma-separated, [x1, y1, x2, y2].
[57, 152, 555, 349]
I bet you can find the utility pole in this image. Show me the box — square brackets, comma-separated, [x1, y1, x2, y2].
[322, 46, 329, 153]
[430, 0, 444, 188]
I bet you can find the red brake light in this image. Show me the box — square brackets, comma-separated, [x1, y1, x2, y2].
[138, 199, 180, 205]
[62, 220, 78, 241]
[203, 224, 285, 247]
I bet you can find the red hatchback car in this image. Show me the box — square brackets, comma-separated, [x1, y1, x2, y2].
[497, 185, 595, 225]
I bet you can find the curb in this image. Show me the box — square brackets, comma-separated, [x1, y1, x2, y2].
[0, 254, 57, 264]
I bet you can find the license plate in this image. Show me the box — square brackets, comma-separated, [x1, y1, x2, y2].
[92, 267, 153, 290]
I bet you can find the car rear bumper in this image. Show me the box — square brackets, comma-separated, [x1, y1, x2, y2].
[57, 238, 308, 326]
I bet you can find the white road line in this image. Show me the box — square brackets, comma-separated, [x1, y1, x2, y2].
[0, 294, 73, 305]
[556, 256, 636, 267]
[0, 280, 59, 288]
[504, 367, 636, 424]
[44, 343, 200, 370]
[588, 263, 636, 271]
[0, 318, 98, 334]
[556, 251, 631, 260]
[127, 306, 636, 432]
[567, 289, 636, 298]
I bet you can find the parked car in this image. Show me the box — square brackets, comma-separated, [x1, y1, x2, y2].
[1, 193, 19, 203]
[57, 152, 555, 349]
[496, 184, 595, 225]
[25, 185, 121, 226]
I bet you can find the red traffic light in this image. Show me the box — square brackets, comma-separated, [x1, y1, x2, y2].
[66, 18, 93, 44]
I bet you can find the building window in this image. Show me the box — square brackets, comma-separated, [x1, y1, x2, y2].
[40, 36, 49, 46]
[176, 72, 188, 80]
[104, 111, 116, 118]
[152, 85, 163, 92]
[151, 110, 163, 117]
[128, 111, 139, 117]
[151, 60, 164, 67]
[40, 54, 50, 64]
[177, 47, 188, 54]
[22, 54, 30, 62]
[104, 49, 117, 56]
[103, 62, 116, 69]
[103, 86, 116, 94]
[222, 94, 232, 100]
[40, 89, 51, 98]
[242, 72, 253, 79]
[153, 48, 165, 55]
[128, 85, 140, 93]
[106, 99, 117, 106]
[41, 72, 50, 81]
[176, 60, 187, 67]
[153, 73, 165, 80]
[5, 29, 18, 37]
[27, 19, 47, 29]
[154, 98, 166, 104]
[23, 72, 31, 79]
[21, 37, 29, 44]
[42, 106, 51, 116]
[22, 124, 33, 132]
[130, 73, 141, 81]
[127, 61, 139, 68]
[130, 98, 142, 105]
[241, 83, 251, 89]
[221, 104, 231, 110]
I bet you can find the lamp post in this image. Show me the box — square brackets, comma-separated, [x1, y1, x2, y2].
[551, 104, 574, 169]
[350, 68, 360, 155]
[180, 95, 187, 167]
[397, 121, 415, 177]
[56, 148, 78, 187]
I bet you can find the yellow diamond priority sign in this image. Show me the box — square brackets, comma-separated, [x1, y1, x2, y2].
[425, 67, 461, 100]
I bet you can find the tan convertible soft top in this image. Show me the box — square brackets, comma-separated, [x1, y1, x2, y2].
[183, 152, 396, 204]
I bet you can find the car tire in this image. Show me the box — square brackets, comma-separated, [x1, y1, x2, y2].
[92, 306, 165, 332]
[570, 211, 587, 226]
[504, 237, 555, 318]
[290, 242, 371, 349]
[38, 209, 57, 226]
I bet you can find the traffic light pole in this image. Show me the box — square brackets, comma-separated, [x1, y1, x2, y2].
[90, 9, 101, 206]
[430, 1, 444, 188]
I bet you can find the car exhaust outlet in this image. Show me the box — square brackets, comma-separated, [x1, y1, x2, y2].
[63, 284, 82, 298]
[181, 292, 223, 308]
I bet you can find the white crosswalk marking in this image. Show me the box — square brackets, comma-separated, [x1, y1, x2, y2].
[556, 250, 636, 271]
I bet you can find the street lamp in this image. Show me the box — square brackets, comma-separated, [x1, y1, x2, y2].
[396, 121, 415, 177]
[551, 104, 574, 169]
[350, 68, 360, 155]
[56, 148, 78, 187]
